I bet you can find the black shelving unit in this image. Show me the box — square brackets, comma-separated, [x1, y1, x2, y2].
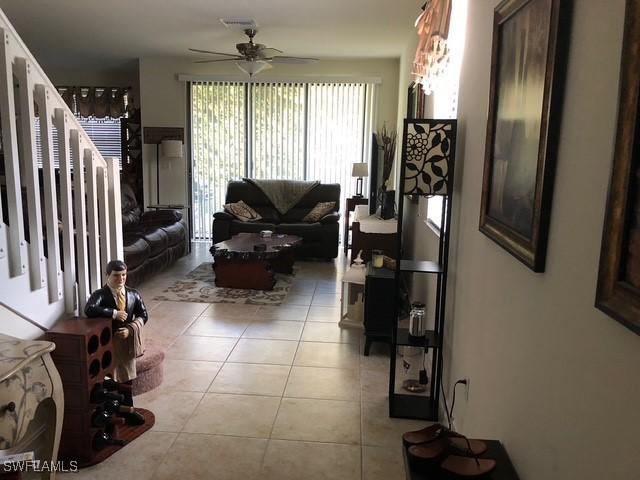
[389, 118, 457, 420]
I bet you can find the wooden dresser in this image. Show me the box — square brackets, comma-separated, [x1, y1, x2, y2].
[0, 334, 64, 479]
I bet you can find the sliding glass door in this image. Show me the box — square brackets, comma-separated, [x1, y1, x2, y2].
[191, 82, 246, 240]
[251, 83, 306, 180]
[190, 80, 374, 240]
[307, 83, 366, 219]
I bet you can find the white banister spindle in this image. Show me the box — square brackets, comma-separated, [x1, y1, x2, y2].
[106, 158, 123, 260]
[35, 85, 62, 303]
[0, 10, 124, 320]
[54, 109, 76, 313]
[71, 130, 89, 313]
[97, 165, 111, 273]
[0, 30, 26, 275]
[85, 150, 101, 294]
[15, 57, 45, 291]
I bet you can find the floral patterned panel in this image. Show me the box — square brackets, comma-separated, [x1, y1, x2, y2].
[403, 120, 456, 196]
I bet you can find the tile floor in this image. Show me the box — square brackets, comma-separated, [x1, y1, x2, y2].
[61, 243, 429, 480]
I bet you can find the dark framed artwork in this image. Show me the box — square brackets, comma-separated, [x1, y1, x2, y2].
[407, 82, 426, 119]
[596, 0, 640, 335]
[479, 0, 571, 272]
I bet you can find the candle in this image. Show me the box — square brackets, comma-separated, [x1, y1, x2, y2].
[372, 250, 384, 268]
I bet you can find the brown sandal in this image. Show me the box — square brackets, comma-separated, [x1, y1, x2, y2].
[402, 423, 444, 447]
[402, 424, 488, 456]
[408, 437, 496, 478]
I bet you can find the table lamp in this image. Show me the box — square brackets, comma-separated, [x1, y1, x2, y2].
[352, 162, 368, 197]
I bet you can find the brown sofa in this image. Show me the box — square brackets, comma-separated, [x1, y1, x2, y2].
[121, 183, 188, 286]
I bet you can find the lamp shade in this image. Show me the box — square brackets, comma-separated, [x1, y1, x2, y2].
[236, 60, 272, 77]
[161, 139, 183, 158]
[352, 162, 369, 178]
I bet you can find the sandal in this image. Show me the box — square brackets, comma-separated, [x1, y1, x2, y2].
[402, 423, 444, 447]
[408, 437, 496, 478]
[402, 424, 488, 456]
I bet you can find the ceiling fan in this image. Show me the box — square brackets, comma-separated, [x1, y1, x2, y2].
[189, 29, 319, 76]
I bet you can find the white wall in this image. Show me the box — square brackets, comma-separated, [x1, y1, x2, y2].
[436, 0, 640, 478]
[139, 57, 400, 207]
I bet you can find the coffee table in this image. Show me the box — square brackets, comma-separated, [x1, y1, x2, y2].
[211, 232, 302, 290]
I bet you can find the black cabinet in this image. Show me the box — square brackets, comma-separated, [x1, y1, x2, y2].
[363, 265, 394, 355]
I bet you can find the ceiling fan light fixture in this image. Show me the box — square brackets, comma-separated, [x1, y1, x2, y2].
[235, 59, 272, 77]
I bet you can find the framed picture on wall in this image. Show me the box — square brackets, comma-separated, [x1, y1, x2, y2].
[596, 0, 640, 335]
[407, 82, 425, 119]
[479, 0, 571, 272]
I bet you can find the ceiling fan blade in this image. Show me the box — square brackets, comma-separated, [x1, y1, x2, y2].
[268, 56, 320, 64]
[193, 58, 240, 64]
[257, 47, 284, 58]
[189, 48, 242, 58]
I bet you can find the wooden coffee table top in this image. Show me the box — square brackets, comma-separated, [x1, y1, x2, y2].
[212, 232, 302, 258]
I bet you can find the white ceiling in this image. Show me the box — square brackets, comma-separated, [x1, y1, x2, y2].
[0, 0, 419, 70]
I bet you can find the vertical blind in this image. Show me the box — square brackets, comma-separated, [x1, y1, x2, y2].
[191, 82, 246, 240]
[307, 83, 366, 225]
[251, 83, 306, 180]
[191, 80, 374, 241]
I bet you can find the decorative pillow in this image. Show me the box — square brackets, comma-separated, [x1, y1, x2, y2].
[302, 201, 336, 223]
[224, 200, 262, 222]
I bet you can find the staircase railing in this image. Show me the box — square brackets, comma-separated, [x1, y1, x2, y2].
[0, 7, 123, 321]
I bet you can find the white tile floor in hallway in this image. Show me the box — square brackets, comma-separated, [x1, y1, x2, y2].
[60, 243, 429, 480]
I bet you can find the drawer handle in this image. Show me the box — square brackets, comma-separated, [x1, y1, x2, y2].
[2, 402, 16, 413]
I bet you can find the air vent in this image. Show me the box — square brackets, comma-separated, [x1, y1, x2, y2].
[219, 18, 257, 29]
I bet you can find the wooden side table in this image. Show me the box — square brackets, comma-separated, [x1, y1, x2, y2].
[343, 197, 368, 254]
[351, 220, 398, 264]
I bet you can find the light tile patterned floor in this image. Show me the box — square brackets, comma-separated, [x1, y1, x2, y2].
[60, 243, 425, 480]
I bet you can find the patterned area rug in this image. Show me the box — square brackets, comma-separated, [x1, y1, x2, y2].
[152, 262, 293, 305]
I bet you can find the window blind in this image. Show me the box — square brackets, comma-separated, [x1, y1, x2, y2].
[251, 82, 306, 181]
[34, 117, 122, 168]
[191, 82, 246, 240]
[190, 81, 375, 241]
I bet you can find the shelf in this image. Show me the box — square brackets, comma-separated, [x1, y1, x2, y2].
[396, 328, 439, 348]
[389, 393, 436, 420]
[400, 260, 443, 274]
[366, 264, 395, 279]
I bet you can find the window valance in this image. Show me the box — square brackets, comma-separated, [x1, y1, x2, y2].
[56, 86, 130, 118]
[412, 0, 453, 94]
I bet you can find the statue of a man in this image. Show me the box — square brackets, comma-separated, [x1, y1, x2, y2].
[85, 259, 147, 425]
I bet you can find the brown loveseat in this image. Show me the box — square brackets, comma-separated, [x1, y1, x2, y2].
[121, 183, 188, 286]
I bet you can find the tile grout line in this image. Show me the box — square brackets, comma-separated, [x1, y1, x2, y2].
[148, 430, 182, 480]
[260, 312, 307, 472]
[173, 328, 242, 435]
[141, 253, 382, 477]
